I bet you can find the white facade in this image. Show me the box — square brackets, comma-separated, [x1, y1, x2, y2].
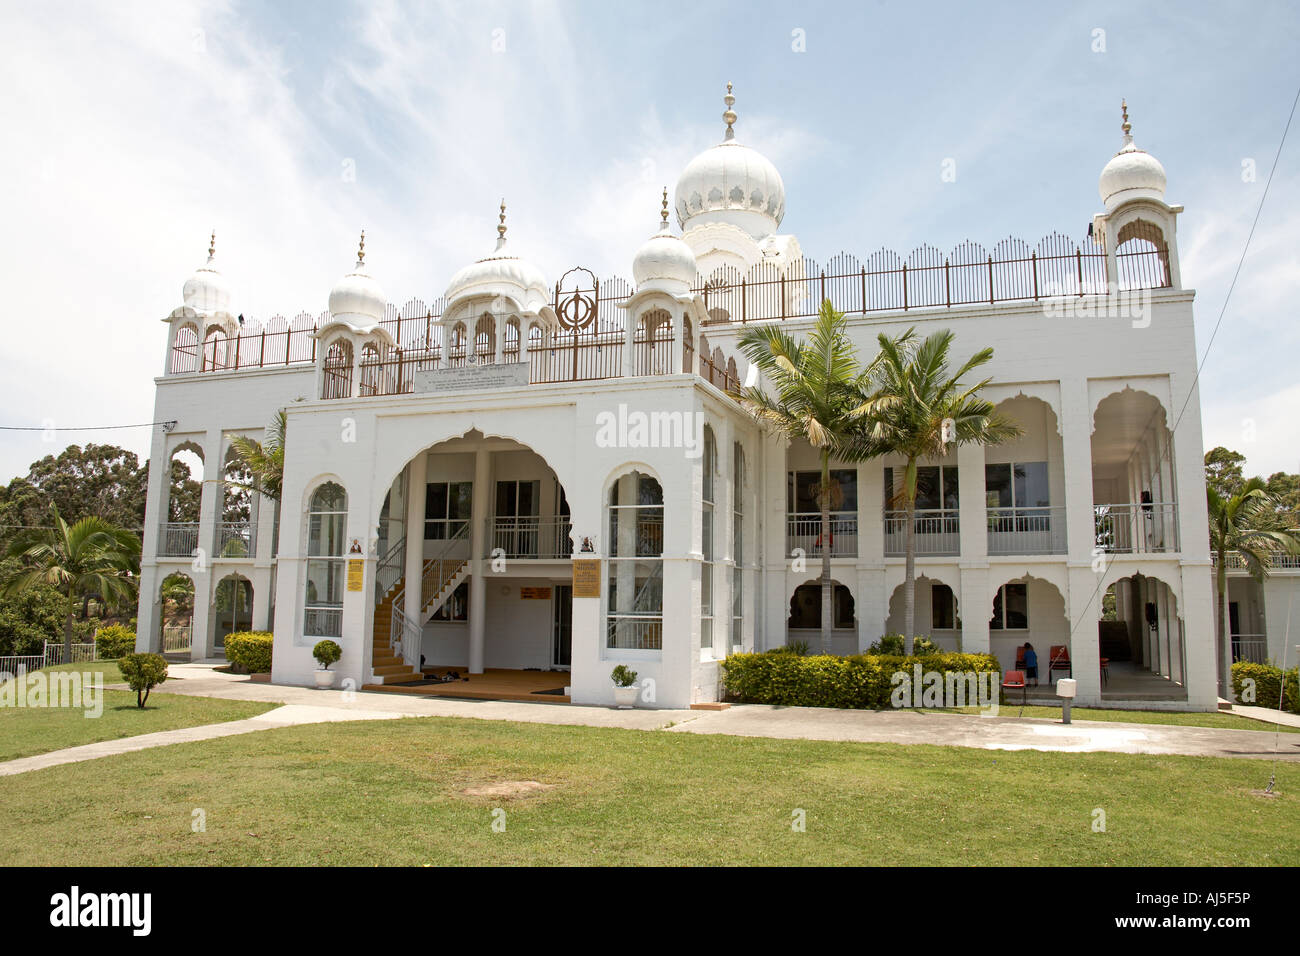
[136, 92, 1222, 710]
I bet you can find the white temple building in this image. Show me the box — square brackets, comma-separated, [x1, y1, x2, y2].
[136, 89, 1250, 711]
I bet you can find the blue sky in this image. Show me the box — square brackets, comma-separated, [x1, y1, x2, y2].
[1, 0, 1297, 482]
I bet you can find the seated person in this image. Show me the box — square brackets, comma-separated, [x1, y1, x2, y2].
[1022, 642, 1038, 686]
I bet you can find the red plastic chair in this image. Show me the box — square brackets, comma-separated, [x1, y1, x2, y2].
[1048, 645, 1072, 683]
[1001, 669, 1027, 707]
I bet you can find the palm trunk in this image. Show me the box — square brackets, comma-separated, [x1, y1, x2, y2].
[820, 450, 832, 656]
[1216, 551, 1232, 700]
[63, 601, 75, 661]
[903, 458, 917, 655]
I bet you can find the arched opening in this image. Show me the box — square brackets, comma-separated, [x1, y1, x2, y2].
[503, 318, 520, 363]
[170, 323, 199, 374]
[1091, 388, 1179, 554]
[447, 322, 468, 368]
[886, 574, 961, 651]
[607, 469, 664, 651]
[218, 445, 255, 557]
[986, 395, 1066, 555]
[1099, 572, 1186, 700]
[787, 579, 857, 655]
[358, 341, 383, 396]
[984, 573, 1069, 690]
[634, 309, 673, 375]
[320, 339, 354, 400]
[1115, 219, 1171, 290]
[201, 327, 231, 371]
[213, 573, 253, 650]
[474, 313, 495, 364]
[158, 443, 203, 557]
[159, 572, 194, 657]
[378, 431, 576, 677]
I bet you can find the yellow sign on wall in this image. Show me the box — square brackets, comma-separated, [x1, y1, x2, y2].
[572, 559, 601, 598]
[346, 558, 365, 592]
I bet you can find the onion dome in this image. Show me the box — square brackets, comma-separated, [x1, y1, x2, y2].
[1098, 100, 1167, 210]
[443, 201, 550, 313]
[632, 187, 698, 295]
[328, 231, 387, 326]
[674, 83, 786, 239]
[182, 231, 233, 313]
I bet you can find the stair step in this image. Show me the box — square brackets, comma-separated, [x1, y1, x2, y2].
[372, 655, 405, 668]
[374, 663, 416, 675]
[382, 670, 424, 684]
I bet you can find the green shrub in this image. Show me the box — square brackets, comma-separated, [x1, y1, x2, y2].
[869, 633, 941, 655]
[118, 653, 169, 708]
[94, 624, 136, 660]
[1232, 661, 1299, 714]
[313, 639, 341, 670]
[721, 651, 1001, 709]
[225, 631, 274, 674]
[610, 664, 638, 687]
[768, 640, 810, 656]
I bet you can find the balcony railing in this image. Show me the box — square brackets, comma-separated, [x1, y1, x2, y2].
[216, 521, 255, 558]
[486, 516, 574, 559]
[987, 506, 1066, 555]
[786, 512, 858, 558]
[1213, 550, 1300, 570]
[884, 509, 960, 556]
[607, 618, 663, 651]
[1094, 502, 1179, 554]
[1231, 634, 1269, 664]
[158, 522, 199, 557]
[304, 606, 342, 638]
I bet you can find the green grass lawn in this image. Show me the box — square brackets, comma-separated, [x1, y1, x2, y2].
[0, 676, 278, 762]
[0, 716, 1294, 866]
[923, 705, 1300, 733]
[43, 659, 125, 683]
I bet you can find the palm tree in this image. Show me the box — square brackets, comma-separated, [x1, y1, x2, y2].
[226, 408, 287, 501]
[735, 301, 863, 655]
[2, 506, 141, 659]
[850, 328, 1020, 653]
[1207, 478, 1300, 697]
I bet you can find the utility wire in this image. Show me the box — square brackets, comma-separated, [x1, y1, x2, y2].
[0, 421, 176, 432]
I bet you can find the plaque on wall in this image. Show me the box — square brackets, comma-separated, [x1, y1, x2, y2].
[520, 586, 553, 600]
[413, 362, 530, 394]
[572, 559, 601, 598]
[346, 558, 365, 592]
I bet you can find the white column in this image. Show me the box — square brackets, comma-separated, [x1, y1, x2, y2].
[403, 454, 427, 625]
[1060, 380, 1095, 566]
[191, 430, 223, 660]
[671, 306, 685, 374]
[494, 316, 505, 365]
[760, 432, 787, 651]
[468, 446, 491, 673]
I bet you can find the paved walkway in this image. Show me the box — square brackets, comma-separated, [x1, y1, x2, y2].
[1, 663, 1296, 777]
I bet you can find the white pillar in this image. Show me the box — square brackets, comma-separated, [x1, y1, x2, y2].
[403, 453, 427, 626]
[671, 306, 685, 374]
[191, 430, 223, 660]
[468, 446, 490, 673]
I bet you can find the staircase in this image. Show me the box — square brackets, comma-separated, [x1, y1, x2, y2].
[371, 581, 424, 685]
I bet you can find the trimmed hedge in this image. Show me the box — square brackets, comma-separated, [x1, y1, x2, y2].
[721, 650, 1002, 709]
[1231, 661, 1299, 714]
[95, 624, 137, 659]
[225, 631, 274, 674]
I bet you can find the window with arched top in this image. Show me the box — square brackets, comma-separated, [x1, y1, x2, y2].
[606, 470, 664, 651]
[321, 339, 354, 399]
[701, 426, 716, 654]
[170, 324, 199, 374]
[358, 342, 382, 396]
[503, 319, 520, 362]
[474, 314, 495, 364]
[202, 327, 229, 372]
[304, 481, 347, 637]
[731, 442, 745, 651]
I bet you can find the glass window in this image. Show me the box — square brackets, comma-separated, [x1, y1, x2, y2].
[304, 482, 346, 637]
[787, 469, 857, 513]
[607, 471, 664, 650]
[425, 481, 472, 539]
[986, 461, 1050, 510]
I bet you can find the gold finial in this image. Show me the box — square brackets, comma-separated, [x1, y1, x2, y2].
[497, 198, 507, 240]
[723, 81, 737, 140]
[661, 186, 669, 224]
[208, 230, 216, 259]
[357, 229, 366, 264]
[1121, 98, 1131, 136]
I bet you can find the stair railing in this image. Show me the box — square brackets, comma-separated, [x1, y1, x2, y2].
[390, 600, 425, 672]
[419, 523, 471, 621]
[374, 535, 406, 605]
[384, 524, 471, 672]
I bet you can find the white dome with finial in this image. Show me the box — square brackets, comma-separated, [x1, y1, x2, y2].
[182, 232, 232, 313]
[674, 83, 786, 240]
[633, 187, 698, 294]
[328, 231, 387, 325]
[1099, 100, 1167, 210]
[444, 201, 551, 313]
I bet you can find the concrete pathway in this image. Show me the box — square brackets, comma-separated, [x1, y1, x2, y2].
[3, 663, 1296, 777]
[1228, 704, 1300, 729]
[0, 704, 405, 777]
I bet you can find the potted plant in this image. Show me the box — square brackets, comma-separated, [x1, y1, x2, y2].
[611, 664, 639, 709]
[313, 639, 341, 688]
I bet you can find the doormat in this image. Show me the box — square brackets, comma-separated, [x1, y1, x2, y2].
[532, 687, 567, 696]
